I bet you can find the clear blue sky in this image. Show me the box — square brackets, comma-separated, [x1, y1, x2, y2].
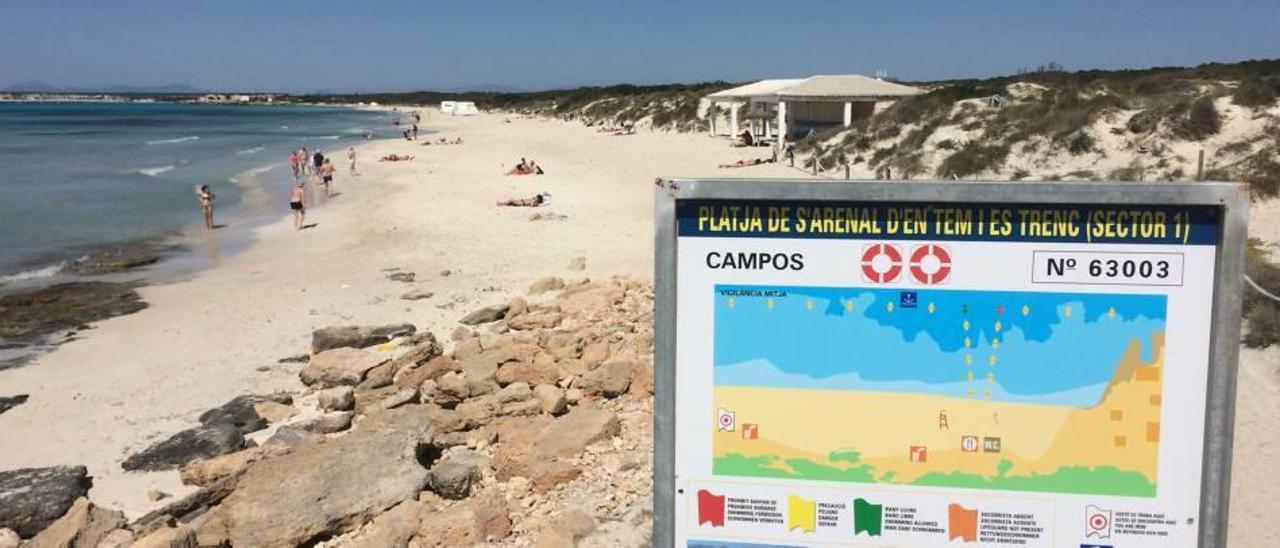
[2, 0, 1277, 92]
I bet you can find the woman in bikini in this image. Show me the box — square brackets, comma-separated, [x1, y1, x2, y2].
[290, 182, 306, 231]
[195, 185, 215, 230]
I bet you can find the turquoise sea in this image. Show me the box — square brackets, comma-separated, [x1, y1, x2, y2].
[714, 285, 1167, 407]
[0, 101, 395, 283]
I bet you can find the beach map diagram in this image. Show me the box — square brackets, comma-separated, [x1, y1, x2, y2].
[712, 284, 1167, 497]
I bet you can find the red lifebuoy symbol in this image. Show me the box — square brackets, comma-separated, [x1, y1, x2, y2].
[861, 244, 903, 283]
[909, 244, 952, 284]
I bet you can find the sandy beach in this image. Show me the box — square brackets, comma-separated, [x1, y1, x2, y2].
[1, 109, 1277, 543]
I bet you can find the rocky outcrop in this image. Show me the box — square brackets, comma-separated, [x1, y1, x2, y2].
[318, 386, 356, 412]
[493, 405, 620, 491]
[0, 282, 147, 345]
[311, 323, 417, 354]
[0, 466, 91, 538]
[415, 492, 512, 547]
[300, 347, 388, 387]
[197, 393, 293, 435]
[208, 406, 436, 547]
[23, 497, 125, 548]
[122, 423, 244, 472]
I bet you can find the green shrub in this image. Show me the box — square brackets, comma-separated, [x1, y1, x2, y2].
[935, 143, 1011, 178]
[1011, 169, 1030, 180]
[1067, 131, 1095, 155]
[1065, 170, 1096, 179]
[1126, 110, 1159, 133]
[1172, 96, 1221, 140]
[1233, 77, 1278, 108]
[1108, 167, 1143, 181]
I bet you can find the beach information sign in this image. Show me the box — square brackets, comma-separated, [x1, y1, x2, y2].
[653, 181, 1247, 548]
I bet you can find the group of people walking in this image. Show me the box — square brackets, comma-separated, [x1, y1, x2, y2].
[195, 144, 360, 233]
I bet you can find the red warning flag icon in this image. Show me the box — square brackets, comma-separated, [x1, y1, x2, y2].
[909, 244, 952, 284]
[697, 489, 726, 527]
[861, 244, 903, 283]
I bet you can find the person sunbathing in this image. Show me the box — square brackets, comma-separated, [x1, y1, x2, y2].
[380, 154, 415, 162]
[718, 157, 774, 168]
[497, 192, 551, 207]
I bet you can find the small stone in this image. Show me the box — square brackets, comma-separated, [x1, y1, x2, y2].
[527, 276, 565, 295]
[301, 411, 354, 434]
[147, 489, 170, 502]
[387, 272, 416, 283]
[496, 382, 533, 404]
[459, 304, 510, 326]
[400, 288, 434, 301]
[578, 361, 633, 398]
[565, 388, 583, 404]
[427, 450, 490, 500]
[440, 269, 452, 277]
[567, 257, 586, 271]
[317, 386, 356, 412]
[533, 384, 568, 415]
[381, 386, 420, 409]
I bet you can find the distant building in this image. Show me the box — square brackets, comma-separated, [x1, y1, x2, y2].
[705, 74, 923, 150]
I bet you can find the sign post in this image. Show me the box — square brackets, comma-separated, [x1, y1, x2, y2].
[654, 180, 1247, 547]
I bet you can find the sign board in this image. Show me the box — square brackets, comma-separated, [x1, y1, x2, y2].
[653, 180, 1247, 548]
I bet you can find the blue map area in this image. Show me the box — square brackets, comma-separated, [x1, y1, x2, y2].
[713, 285, 1166, 407]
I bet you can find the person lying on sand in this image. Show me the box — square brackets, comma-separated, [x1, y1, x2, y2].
[380, 154, 414, 162]
[497, 192, 552, 207]
[718, 157, 775, 168]
[507, 158, 530, 175]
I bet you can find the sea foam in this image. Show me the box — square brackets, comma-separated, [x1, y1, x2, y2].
[146, 136, 200, 145]
[136, 165, 176, 177]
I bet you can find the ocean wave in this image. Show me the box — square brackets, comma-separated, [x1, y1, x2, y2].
[236, 145, 265, 155]
[146, 136, 200, 145]
[309, 135, 341, 140]
[0, 262, 65, 284]
[136, 165, 176, 177]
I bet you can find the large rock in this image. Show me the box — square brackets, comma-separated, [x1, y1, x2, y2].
[122, 423, 244, 472]
[427, 450, 489, 500]
[317, 386, 356, 412]
[179, 447, 272, 487]
[210, 406, 436, 547]
[493, 406, 619, 491]
[300, 347, 388, 387]
[350, 501, 420, 548]
[198, 393, 292, 435]
[495, 360, 563, 387]
[132, 526, 197, 548]
[311, 323, 417, 354]
[0, 529, 17, 548]
[24, 497, 125, 548]
[413, 493, 511, 547]
[0, 395, 28, 417]
[0, 463, 88, 537]
[94, 529, 133, 548]
[578, 360, 634, 397]
[458, 304, 509, 326]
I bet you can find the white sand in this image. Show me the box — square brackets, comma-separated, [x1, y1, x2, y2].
[0, 111, 1275, 545]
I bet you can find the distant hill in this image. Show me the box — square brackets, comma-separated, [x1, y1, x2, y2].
[1, 81, 206, 94]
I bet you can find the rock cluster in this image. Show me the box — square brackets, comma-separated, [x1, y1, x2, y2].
[2, 278, 656, 546]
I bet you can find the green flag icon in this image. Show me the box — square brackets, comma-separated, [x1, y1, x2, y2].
[854, 497, 883, 537]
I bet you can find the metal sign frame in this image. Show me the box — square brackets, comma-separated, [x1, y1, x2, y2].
[653, 179, 1248, 548]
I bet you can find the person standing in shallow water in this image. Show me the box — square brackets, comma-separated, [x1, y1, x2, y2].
[290, 182, 306, 230]
[195, 185, 215, 230]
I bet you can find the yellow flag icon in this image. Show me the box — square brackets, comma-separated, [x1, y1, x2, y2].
[787, 495, 816, 533]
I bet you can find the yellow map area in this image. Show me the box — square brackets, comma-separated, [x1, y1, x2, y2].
[714, 333, 1164, 491]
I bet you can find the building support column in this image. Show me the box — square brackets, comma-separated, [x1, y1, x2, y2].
[843, 101, 853, 127]
[776, 101, 788, 152]
[729, 104, 739, 138]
